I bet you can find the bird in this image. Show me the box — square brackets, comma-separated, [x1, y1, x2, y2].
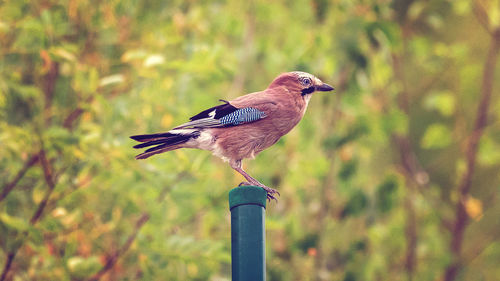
[130, 71, 334, 200]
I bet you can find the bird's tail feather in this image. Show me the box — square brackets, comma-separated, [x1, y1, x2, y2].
[135, 144, 183, 159]
[130, 132, 176, 142]
[131, 130, 200, 159]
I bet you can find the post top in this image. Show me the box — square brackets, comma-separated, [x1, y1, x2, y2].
[229, 186, 267, 210]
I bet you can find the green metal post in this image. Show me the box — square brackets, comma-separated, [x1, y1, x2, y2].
[229, 186, 267, 281]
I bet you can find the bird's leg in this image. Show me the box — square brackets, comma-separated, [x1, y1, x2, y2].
[230, 160, 280, 201]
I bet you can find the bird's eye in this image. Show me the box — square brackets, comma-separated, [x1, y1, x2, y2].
[300, 77, 312, 86]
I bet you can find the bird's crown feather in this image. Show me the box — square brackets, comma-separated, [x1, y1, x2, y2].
[268, 71, 317, 91]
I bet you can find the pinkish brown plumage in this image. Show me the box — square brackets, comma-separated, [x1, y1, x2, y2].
[131, 71, 334, 200]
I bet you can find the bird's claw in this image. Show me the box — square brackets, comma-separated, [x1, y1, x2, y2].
[256, 184, 280, 202]
[238, 181, 280, 202]
[266, 192, 278, 202]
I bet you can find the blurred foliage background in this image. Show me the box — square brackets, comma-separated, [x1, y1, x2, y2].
[1, 0, 500, 280]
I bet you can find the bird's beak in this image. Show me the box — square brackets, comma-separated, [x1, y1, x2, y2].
[316, 83, 334, 92]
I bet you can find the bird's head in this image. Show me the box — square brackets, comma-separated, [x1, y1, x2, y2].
[268, 71, 334, 96]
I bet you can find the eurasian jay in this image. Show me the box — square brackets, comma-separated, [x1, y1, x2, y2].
[130, 71, 334, 200]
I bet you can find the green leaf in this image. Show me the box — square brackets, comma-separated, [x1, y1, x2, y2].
[420, 124, 452, 149]
[343, 271, 357, 281]
[424, 91, 456, 116]
[67, 256, 101, 279]
[341, 190, 369, 218]
[478, 136, 500, 166]
[339, 158, 358, 181]
[72, 67, 100, 97]
[46, 126, 78, 146]
[382, 108, 408, 135]
[375, 177, 398, 213]
[0, 213, 29, 231]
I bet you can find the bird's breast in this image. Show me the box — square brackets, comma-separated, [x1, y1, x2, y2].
[207, 120, 283, 161]
[269, 97, 308, 135]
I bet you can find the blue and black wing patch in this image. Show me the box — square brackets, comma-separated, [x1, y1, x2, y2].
[219, 107, 266, 126]
[174, 101, 267, 129]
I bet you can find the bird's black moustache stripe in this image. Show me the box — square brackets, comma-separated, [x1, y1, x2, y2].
[301, 86, 315, 95]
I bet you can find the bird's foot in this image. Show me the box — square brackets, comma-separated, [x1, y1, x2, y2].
[266, 191, 278, 202]
[238, 181, 280, 202]
[262, 186, 280, 202]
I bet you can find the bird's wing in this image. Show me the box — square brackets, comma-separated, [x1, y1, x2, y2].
[173, 100, 270, 129]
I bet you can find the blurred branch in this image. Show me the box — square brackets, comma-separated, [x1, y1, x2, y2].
[473, 1, 491, 34]
[0, 91, 92, 203]
[443, 28, 500, 281]
[63, 106, 86, 129]
[391, 52, 410, 114]
[30, 146, 56, 224]
[393, 135, 429, 187]
[0, 144, 58, 279]
[0, 252, 16, 281]
[43, 62, 59, 125]
[0, 153, 40, 202]
[87, 213, 150, 281]
[404, 192, 417, 281]
[63, 96, 94, 130]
